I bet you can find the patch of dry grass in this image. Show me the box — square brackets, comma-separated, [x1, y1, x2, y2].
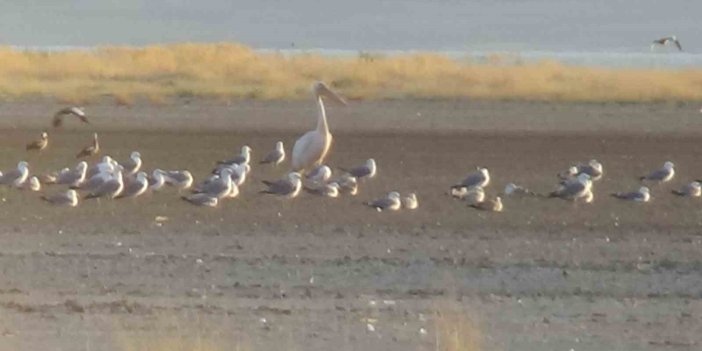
[1, 43, 699, 102]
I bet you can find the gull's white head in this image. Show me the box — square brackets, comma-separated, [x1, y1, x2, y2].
[407, 193, 417, 201]
[663, 161, 674, 170]
[289, 172, 302, 181]
[41, 131, 48, 139]
[131, 151, 141, 159]
[367, 158, 376, 170]
[388, 191, 401, 200]
[568, 166, 578, 175]
[275, 141, 284, 151]
[77, 161, 88, 172]
[478, 167, 490, 178]
[93, 133, 99, 140]
[313, 81, 348, 106]
[17, 161, 29, 171]
[691, 181, 701, 189]
[67, 189, 78, 201]
[242, 145, 251, 155]
[639, 186, 650, 194]
[589, 159, 603, 172]
[136, 171, 147, 181]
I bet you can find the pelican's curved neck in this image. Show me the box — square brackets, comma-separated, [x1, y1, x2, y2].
[315, 95, 329, 134]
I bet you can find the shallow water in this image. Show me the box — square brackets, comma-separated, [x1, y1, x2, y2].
[4, 0, 702, 67]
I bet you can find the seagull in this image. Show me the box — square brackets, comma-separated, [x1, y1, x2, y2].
[84, 170, 124, 199]
[456, 186, 485, 205]
[213, 163, 249, 186]
[673, 181, 701, 197]
[19, 176, 41, 192]
[26, 132, 48, 151]
[121, 151, 142, 176]
[340, 159, 376, 180]
[41, 189, 79, 207]
[651, 36, 682, 51]
[116, 172, 148, 199]
[147, 169, 167, 191]
[452, 167, 490, 189]
[52, 106, 89, 127]
[163, 170, 193, 190]
[76, 133, 100, 158]
[260, 141, 285, 166]
[306, 181, 340, 198]
[334, 174, 358, 195]
[402, 193, 418, 209]
[640, 161, 675, 183]
[470, 196, 503, 212]
[71, 171, 111, 191]
[218, 145, 252, 166]
[182, 193, 218, 207]
[291, 81, 347, 172]
[612, 186, 650, 202]
[557, 166, 579, 181]
[86, 156, 116, 178]
[51, 161, 88, 187]
[503, 183, 536, 196]
[261, 172, 303, 198]
[365, 191, 402, 212]
[307, 164, 333, 183]
[0, 161, 29, 187]
[576, 160, 604, 181]
[549, 173, 593, 202]
[192, 169, 233, 199]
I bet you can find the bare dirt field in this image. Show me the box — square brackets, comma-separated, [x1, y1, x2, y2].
[0, 99, 701, 351]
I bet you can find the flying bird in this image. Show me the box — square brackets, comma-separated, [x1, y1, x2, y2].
[53, 106, 89, 127]
[291, 81, 347, 172]
[76, 133, 100, 158]
[260, 141, 285, 166]
[26, 132, 49, 151]
[651, 36, 682, 51]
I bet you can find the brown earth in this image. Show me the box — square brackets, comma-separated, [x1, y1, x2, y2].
[0, 98, 701, 351]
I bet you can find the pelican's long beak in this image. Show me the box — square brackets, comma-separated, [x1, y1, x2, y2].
[318, 84, 348, 106]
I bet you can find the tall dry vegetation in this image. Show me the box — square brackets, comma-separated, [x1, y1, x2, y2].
[0, 43, 700, 102]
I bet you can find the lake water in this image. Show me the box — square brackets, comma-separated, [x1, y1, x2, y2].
[2, 0, 701, 67]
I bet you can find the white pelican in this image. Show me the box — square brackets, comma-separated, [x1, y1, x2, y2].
[365, 191, 401, 212]
[641, 161, 675, 183]
[291, 82, 347, 172]
[26, 132, 48, 151]
[678, 181, 702, 197]
[470, 196, 503, 212]
[261, 172, 302, 198]
[341, 159, 376, 180]
[182, 193, 218, 207]
[53, 106, 89, 127]
[402, 193, 418, 209]
[651, 36, 682, 51]
[260, 141, 285, 166]
[41, 190, 79, 207]
[76, 133, 99, 158]
[612, 186, 650, 202]
[452, 167, 490, 189]
[0, 161, 29, 187]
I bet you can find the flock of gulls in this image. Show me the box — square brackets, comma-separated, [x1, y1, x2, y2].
[5, 81, 700, 212]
